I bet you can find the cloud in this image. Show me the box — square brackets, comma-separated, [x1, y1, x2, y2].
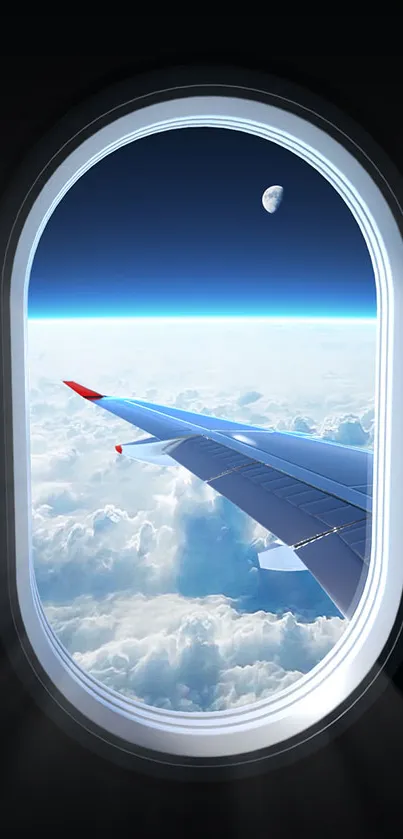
[32, 469, 340, 622]
[32, 500, 179, 603]
[291, 415, 316, 434]
[174, 389, 201, 408]
[320, 413, 370, 446]
[361, 406, 375, 429]
[45, 592, 345, 711]
[34, 483, 85, 515]
[27, 318, 376, 712]
[238, 390, 263, 407]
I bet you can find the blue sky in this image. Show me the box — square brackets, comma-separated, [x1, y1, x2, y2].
[28, 127, 375, 319]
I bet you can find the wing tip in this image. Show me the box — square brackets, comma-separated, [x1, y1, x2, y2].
[63, 381, 104, 400]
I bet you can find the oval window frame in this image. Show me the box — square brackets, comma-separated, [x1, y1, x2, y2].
[1, 68, 403, 771]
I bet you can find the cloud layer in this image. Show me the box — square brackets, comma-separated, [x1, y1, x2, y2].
[28, 319, 376, 711]
[46, 593, 345, 711]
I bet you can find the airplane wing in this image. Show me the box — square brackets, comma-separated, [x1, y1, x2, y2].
[64, 381, 373, 619]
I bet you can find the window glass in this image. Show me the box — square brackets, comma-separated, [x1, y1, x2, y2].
[28, 127, 376, 714]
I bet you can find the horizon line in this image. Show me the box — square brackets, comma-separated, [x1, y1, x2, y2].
[27, 315, 377, 324]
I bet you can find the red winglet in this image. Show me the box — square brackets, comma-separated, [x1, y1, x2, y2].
[115, 445, 122, 454]
[63, 381, 104, 400]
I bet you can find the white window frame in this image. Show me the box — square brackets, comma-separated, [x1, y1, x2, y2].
[6, 92, 403, 761]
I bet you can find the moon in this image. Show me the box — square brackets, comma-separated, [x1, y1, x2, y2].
[262, 184, 283, 214]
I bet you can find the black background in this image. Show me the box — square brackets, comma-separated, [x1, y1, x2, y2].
[0, 45, 402, 837]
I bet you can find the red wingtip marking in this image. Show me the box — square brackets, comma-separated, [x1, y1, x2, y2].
[63, 381, 104, 400]
[115, 445, 122, 454]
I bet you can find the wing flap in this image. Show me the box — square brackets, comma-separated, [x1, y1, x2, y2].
[296, 529, 368, 618]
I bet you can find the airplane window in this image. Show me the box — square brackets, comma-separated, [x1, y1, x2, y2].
[5, 87, 403, 766]
[28, 126, 376, 716]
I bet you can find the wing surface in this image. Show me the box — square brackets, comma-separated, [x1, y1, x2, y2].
[64, 381, 373, 617]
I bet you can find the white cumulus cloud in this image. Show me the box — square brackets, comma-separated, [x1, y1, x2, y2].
[45, 592, 345, 711]
[28, 318, 376, 712]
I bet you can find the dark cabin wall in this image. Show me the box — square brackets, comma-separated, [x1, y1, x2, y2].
[0, 45, 402, 837]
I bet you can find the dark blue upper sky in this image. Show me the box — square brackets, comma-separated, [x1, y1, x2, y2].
[28, 127, 376, 319]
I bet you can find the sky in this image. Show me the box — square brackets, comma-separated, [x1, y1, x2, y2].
[28, 127, 376, 319]
[28, 319, 376, 712]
